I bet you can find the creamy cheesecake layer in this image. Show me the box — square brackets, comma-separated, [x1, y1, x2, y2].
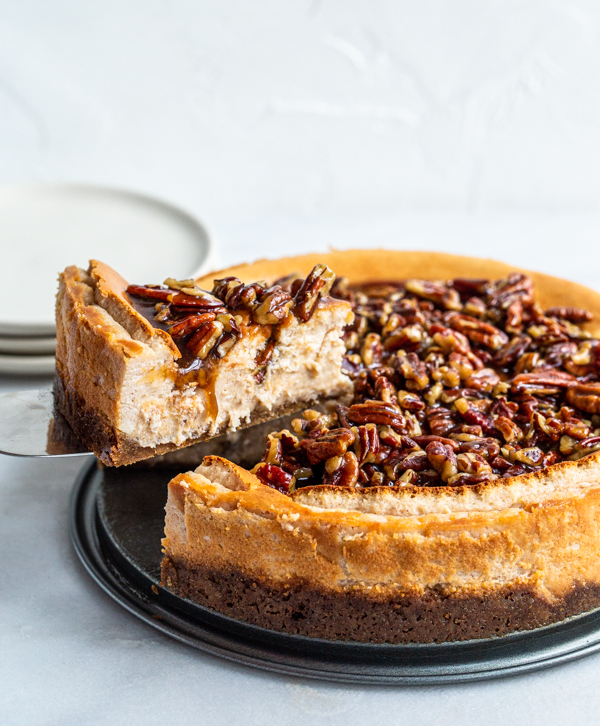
[55, 261, 353, 465]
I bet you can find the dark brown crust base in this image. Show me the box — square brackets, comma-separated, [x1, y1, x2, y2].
[161, 556, 600, 644]
[54, 373, 345, 467]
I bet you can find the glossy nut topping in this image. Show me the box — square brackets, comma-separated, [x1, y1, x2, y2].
[253, 273, 600, 493]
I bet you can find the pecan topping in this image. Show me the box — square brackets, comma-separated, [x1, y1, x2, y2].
[446, 313, 508, 350]
[545, 307, 593, 323]
[347, 401, 406, 430]
[187, 321, 224, 359]
[244, 270, 600, 492]
[293, 264, 336, 322]
[253, 287, 294, 325]
[300, 428, 355, 465]
[566, 383, 600, 414]
[127, 264, 339, 374]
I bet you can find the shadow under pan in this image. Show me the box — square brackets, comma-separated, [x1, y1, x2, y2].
[70, 458, 600, 684]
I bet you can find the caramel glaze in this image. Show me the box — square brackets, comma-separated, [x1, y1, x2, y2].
[127, 295, 217, 392]
[127, 295, 276, 424]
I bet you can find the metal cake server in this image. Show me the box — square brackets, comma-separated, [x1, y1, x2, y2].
[0, 389, 90, 457]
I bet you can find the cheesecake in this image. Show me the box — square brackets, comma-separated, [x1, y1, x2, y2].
[55, 260, 353, 466]
[161, 250, 600, 643]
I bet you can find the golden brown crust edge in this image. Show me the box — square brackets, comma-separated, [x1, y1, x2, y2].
[161, 455, 600, 642]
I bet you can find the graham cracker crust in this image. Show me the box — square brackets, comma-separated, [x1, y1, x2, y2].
[161, 556, 600, 644]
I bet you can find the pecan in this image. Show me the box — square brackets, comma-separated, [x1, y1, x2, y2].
[425, 441, 458, 482]
[163, 277, 196, 291]
[454, 399, 496, 435]
[545, 341, 577, 368]
[512, 370, 576, 395]
[383, 449, 406, 480]
[354, 424, 380, 464]
[512, 446, 545, 467]
[396, 390, 426, 411]
[448, 472, 495, 486]
[427, 406, 457, 436]
[567, 436, 600, 461]
[533, 412, 563, 440]
[490, 396, 519, 420]
[489, 455, 512, 471]
[293, 264, 336, 322]
[562, 419, 590, 440]
[566, 383, 600, 414]
[396, 469, 418, 486]
[465, 368, 500, 393]
[300, 428, 355, 465]
[463, 297, 487, 318]
[168, 312, 216, 339]
[546, 307, 593, 323]
[253, 286, 294, 325]
[488, 273, 534, 309]
[413, 435, 460, 451]
[347, 401, 406, 430]
[455, 451, 493, 478]
[186, 320, 224, 359]
[513, 352, 540, 375]
[448, 352, 475, 380]
[459, 437, 500, 458]
[452, 278, 491, 297]
[216, 312, 242, 335]
[493, 335, 530, 367]
[272, 272, 303, 292]
[404, 279, 462, 311]
[212, 277, 265, 310]
[214, 332, 237, 358]
[342, 355, 363, 376]
[253, 463, 294, 493]
[262, 434, 283, 465]
[398, 451, 430, 472]
[446, 313, 508, 350]
[374, 375, 396, 404]
[324, 451, 360, 487]
[360, 333, 383, 367]
[383, 324, 424, 352]
[397, 352, 429, 390]
[127, 284, 225, 310]
[381, 313, 406, 337]
[253, 339, 275, 383]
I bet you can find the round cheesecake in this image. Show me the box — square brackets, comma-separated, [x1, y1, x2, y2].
[162, 250, 600, 643]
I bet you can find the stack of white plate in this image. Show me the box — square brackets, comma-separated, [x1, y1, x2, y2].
[0, 184, 216, 376]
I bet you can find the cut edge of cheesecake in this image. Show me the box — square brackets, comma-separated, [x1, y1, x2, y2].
[54, 260, 353, 466]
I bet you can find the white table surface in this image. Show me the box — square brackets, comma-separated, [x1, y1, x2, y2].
[3, 212, 600, 726]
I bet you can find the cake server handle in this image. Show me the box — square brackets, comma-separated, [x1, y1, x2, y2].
[0, 388, 91, 457]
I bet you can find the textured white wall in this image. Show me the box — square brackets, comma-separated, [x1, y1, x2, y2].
[1, 1, 599, 219]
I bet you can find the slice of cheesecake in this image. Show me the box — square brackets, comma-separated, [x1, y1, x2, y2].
[55, 260, 353, 466]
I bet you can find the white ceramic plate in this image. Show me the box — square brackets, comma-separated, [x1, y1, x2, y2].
[0, 335, 56, 355]
[0, 184, 217, 336]
[0, 353, 56, 376]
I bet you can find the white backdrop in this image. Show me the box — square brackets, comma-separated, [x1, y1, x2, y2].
[1, 0, 599, 222]
[5, 5, 600, 725]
